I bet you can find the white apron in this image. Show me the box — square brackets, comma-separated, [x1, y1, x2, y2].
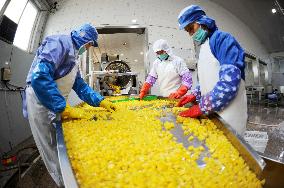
[198, 39, 247, 135]
[156, 59, 182, 97]
[26, 64, 78, 187]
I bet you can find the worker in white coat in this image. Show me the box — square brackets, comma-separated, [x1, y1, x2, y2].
[24, 23, 115, 186]
[139, 39, 192, 99]
[177, 5, 247, 135]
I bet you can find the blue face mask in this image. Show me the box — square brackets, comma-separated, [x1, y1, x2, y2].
[192, 27, 208, 45]
[78, 41, 95, 55]
[158, 53, 169, 61]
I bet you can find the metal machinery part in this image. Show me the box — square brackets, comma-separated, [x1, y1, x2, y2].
[56, 104, 277, 188]
[259, 60, 269, 86]
[244, 53, 273, 103]
[88, 53, 139, 96]
[94, 70, 139, 96]
[104, 61, 132, 88]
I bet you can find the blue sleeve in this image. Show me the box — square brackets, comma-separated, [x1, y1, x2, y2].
[72, 72, 104, 106]
[199, 64, 241, 114]
[31, 61, 66, 113]
[37, 36, 69, 69]
[209, 30, 245, 80]
[192, 85, 201, 101]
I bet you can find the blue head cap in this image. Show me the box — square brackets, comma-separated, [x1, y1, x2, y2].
[178, 5, 217, 32]
[71, 23, 98, 50]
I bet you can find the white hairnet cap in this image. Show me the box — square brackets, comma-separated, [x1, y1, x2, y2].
[152, 39, 173, 56]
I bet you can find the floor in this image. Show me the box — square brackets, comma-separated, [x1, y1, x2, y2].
[247, 104, 284, 163]
[0, 137, 58, 188]
[1, 104, 284, 187]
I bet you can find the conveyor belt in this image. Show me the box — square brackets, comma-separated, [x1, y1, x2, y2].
[56, 104, 265, 187]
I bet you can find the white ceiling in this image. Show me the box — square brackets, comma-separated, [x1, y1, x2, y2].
[211, 0, 284, 53]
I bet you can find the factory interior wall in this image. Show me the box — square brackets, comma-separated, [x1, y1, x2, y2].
[43, 0, 270, 96]
[0, 40, 33, 156]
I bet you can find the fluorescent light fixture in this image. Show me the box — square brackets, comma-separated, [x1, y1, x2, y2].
[131, 19, 137, 23]
[272, 8, 277, 14]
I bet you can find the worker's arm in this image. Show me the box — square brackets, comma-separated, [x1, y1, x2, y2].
[198, 64, 241, 114]
[30, 36, 74, 113]
[31, 61, 66, 113]
[140, 75, 156, 99]
[145, 75, 157, 86]
[169, 59, 192, 99]
[177, 85, 200, 107]
[192, 85, 201, 101]
[198, 31, 244, 114]
[72, 72, 104, 107]
[139, 61, 158, 99]
[146, 60, 159, 86]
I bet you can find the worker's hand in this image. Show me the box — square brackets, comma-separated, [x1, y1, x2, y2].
[169, 85, 188, 99]
[61, 104, 71, 119]
[139, 82, 151, 100]
[99, 99, 116, 112]
[177, 94, 196, 107]
[61, 104, 91, 119]
[179, 104, 202, 118]
[168, 92, 179, 99]
[61, 110, 70, 119]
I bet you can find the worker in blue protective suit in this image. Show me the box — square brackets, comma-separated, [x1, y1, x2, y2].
[177, 5, 247, 135]
[24, 23, 116, 186]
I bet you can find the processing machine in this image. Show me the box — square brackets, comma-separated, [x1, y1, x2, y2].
[89, 53, 139, 96]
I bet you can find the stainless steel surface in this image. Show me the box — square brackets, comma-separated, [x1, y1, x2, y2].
[264, 85, 273, 94]
[56, 122, 78, 188]
[252, 60, 260, 85]
[247, 104, 284, 164]
[247, 104, 284, 187]
[209, 113, 265, 177]
[259, 62, 268, 86]
[93, 71, 139, 96]
[261, 156, 284, 188]
[279, 86, 284, 94]
[246, 86, 264, 103]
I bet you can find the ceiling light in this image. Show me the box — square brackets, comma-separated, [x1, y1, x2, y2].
[140, 51, 143, 55]
[131, 19, 137, 23]
[134, 59, 138, 62]
[123, 42, 127, 45]
[272, 8, 277, 14]
[120, 53, 124, 56]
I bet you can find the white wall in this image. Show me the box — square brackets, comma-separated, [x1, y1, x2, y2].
[43, 0, 270, 95]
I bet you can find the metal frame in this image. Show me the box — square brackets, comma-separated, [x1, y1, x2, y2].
[209, 113, 266, 176]
[56, 122, 78, 188]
